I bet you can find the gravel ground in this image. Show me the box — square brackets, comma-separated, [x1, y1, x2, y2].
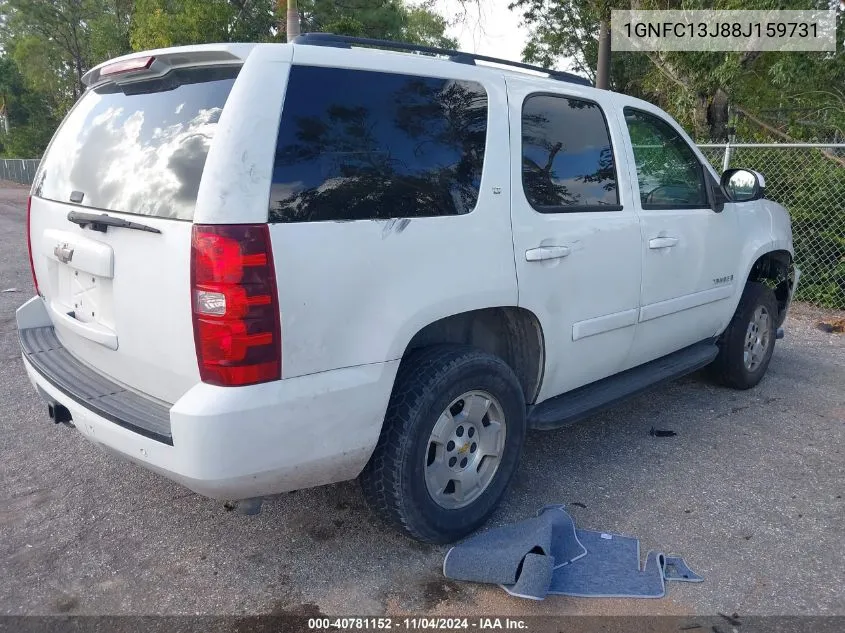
[1, 184, 843, 616]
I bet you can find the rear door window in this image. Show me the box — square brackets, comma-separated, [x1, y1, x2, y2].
[269, 66, 488, 222]
[33, 66, 239, 221]
[521, 94, 620, 212]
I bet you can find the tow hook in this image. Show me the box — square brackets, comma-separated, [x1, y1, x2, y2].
[225, 497, 264, 515]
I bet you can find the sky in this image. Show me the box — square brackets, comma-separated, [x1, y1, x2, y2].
[434, 0, 531, 62]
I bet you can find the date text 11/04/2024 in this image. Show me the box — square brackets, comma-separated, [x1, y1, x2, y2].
[307, 618, 528, 630]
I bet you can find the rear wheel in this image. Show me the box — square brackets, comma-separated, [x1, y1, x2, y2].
[360, 345, 526, 544]
[711, 281, 778, 389]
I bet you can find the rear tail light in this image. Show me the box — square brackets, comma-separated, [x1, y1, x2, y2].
[26, 196, 39, 295]
[190, 224, 281, 387]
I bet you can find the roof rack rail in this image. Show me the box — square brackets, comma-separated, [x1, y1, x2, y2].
[291, 33, 593, 87]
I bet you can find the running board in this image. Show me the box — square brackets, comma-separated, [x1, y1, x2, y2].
[527, 340, 719, 431]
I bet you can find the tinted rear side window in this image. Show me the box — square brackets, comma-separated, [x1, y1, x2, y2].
[269, 66, 488, 223]
[33, 66, 239, 221]
[522, 94, 619, 212]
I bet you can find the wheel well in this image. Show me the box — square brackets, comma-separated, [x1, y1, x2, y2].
[747, 250, 794, 326]
[404, 307, 545, 404]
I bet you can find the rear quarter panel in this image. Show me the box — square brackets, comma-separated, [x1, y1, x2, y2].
[195, 44, 293, 225]
[265, 47, 518, 378]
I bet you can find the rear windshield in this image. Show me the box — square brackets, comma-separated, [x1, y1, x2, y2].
[33, 66, 239, 221]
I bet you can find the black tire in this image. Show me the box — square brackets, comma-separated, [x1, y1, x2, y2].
[360, 345, 526, 544]
[711, 281, 779, 389]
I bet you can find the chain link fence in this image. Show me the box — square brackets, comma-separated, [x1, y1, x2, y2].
[0, 158, 40, 186]
[699, 143, 845, 309]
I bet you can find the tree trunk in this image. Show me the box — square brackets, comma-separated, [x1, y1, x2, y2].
[1, 95, 9, 134]
[286, 0, 300, 42]
[596, 18, 610, 89]
[707, 89, 730, 142]
[693, 93, 709, 139]
[76, 57, 85, 97]
[691, 89, 730, 141]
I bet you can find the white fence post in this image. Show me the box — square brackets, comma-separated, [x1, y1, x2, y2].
[722, 141, 733, 172]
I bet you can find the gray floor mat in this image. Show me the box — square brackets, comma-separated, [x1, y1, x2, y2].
[442, 505, 586, 586]
[444, 505, 702, 600]
[549, 530, 666, 598]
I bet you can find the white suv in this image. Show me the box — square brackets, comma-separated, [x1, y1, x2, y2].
[17, 35, 798, 543]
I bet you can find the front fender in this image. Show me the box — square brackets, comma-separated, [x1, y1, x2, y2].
[722, 199, 795, 329]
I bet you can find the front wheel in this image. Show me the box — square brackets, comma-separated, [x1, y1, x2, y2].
[360, 345, 526, 544]
[711, 281, 779, 389]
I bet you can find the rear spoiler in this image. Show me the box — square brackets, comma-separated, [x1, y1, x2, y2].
[82, 44, 257, 89]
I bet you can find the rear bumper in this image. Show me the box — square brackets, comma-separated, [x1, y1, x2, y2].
[17, 297, 398, 500]
[20, 326, 173, 444]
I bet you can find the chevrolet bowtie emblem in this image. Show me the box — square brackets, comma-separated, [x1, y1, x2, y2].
[54, 243, 74, 264]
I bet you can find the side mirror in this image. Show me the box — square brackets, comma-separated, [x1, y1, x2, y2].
[721, 168, 765, 202]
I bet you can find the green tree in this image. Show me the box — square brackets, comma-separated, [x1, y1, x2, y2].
[129, 1, 455, 50]
[90, 0, 133, 61]
[0, 0, 131, 99]
[404, 0, 455, 47]
[0, 55, 59, 157]
[294, 0, 456, 47]
[130, 0, 276, 50]
[0, 0, 133, 155]
[513, 0, 845, 142]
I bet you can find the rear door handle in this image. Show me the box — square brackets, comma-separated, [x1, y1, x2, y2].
[525, 246, 571, 262]
[648, 236, 679, 249]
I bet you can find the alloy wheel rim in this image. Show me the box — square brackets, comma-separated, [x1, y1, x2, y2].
[423, 390, 506, 510]
[744, 305, 771, 371]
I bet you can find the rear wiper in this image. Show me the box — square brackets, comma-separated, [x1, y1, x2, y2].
[67, 210, 161, 234]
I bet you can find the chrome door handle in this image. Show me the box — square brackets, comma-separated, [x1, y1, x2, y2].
[648, 236, 679, 249]
[525, 246, 571, 262]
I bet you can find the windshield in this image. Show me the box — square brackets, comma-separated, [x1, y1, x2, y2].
[33, 66, 239, 221]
